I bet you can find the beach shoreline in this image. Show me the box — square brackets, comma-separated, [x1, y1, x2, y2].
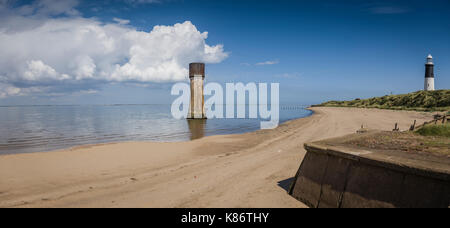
[0, 105, 313, 156]
[0, 108, 315, 157]
[0, 107, 435, 208]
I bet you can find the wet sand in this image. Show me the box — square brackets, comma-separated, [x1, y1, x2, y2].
[0, 107, 434, 208]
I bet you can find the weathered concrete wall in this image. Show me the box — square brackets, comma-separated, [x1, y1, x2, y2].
[289, 143, 450, 208]
[188, 63, 206, 119]
[188, 76, 205, 119]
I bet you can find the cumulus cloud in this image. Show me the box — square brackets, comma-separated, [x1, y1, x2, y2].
[24, 60, 71, 81]
[0, 0, 228, 98]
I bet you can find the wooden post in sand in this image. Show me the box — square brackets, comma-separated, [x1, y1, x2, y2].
[410, 120, 417, 131]
[393, 123, 399, 132]
[187, 63, 206, 119]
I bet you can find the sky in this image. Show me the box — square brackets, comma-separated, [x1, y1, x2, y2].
[0, 0, 449, 105]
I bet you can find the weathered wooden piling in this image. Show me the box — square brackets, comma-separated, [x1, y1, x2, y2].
[410, 120, 417, 131]
[187, 63, 206, 119]
[393, 123, 399, 132]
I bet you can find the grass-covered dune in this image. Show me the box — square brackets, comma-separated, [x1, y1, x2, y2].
[417, 123, 450, 137]
[314, 90, 450, 112]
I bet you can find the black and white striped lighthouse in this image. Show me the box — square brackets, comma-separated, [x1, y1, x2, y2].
[424, 54, 435, 91]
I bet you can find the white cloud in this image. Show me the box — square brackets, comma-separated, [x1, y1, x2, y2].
[113, 17, 130, 25]
[255, 60, 279, 66]
[24, 60, 71, 81]
[0, 0, 228, 98]
[0, 82, 46, 98]
[0, 83, 21, 98]
[77, 89, 99, 95]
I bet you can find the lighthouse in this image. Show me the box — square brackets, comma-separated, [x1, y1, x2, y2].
[424, 54, 435, 91]
[187, 63, 207, 119]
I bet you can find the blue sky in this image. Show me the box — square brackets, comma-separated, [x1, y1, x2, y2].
[0, 0, 449, 105]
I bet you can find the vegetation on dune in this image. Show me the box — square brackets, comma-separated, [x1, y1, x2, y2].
[345, 131, 449, 156]
[416, 123, 450, 137]
[314, 90, 450, 112]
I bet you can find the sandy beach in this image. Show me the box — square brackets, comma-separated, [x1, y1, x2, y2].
[0, 107, 435, 208]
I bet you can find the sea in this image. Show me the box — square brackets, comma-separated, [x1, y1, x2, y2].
[0, 104, 312, 155]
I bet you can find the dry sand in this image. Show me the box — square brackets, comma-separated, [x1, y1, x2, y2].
[0, 107, 435, 208]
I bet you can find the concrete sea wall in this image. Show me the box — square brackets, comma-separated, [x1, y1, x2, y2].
[289, 142, 450, 208]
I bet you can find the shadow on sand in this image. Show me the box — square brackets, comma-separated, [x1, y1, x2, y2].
[277, 177, 295, 192]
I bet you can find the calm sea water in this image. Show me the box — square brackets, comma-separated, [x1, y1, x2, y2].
[0, 104, 312, 155]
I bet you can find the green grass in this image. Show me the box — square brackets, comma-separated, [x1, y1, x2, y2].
[314, 90, 450, 112]
[416, 123, 450, 137]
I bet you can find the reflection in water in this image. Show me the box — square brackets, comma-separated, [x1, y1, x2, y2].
[187, 119, 206, 140]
